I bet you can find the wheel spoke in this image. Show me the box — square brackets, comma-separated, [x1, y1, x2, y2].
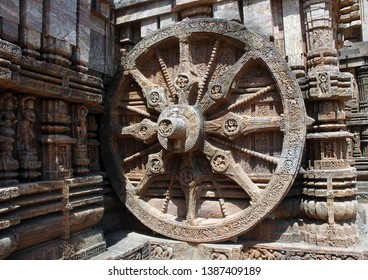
[209, 136, 280, 165]
[156, 50, 177, 103]
[173, 35, 198, 105]
[112, 118, 157, 144]
[118, 102, 152, 118]
[196, 39, 221, 104]
[205, 164, 228, 217]
[129, 69, 169, 112]
[178, 34, 191, 68]
[198, 51, 253, 113]
[203, 141, 262, 202]
[205, 112, 283, 139]
[182, 179, 202, 223]
[178, 154, 206, 223]
[160, 157, 182, 213]
[135, 150, 167, 196]
[123, 142, 161, 164]
[211, 84, 277, 119]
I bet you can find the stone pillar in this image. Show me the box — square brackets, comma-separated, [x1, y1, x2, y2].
[19, 0, 43, 59]
[357, 64, 368, 114]
[301, 0, 359, 246]
[0, 0, 20, 43]
[242, 0, 273, 38]
[71, 0, 91, 73]
[360, 0, 368, 41]
[39, 99, 76, 180]
[41, 0, 77, 67]
[282, 0, 304, 71]
[354, 64, 368, 203]
[0, 93, 18, 187]
[118, 23, 137, 55]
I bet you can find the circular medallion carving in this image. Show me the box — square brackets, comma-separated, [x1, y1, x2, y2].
[211, 152, 229, 172]
[148, 91, 160, 107]
[148, 155, 164, 174]
[224, 118, 240, 136]
[102, 19, 307, 243]
[209, 85, 224, 99]
[175, 74, 190, 89]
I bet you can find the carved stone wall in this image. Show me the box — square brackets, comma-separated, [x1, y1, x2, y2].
[0, 0, 116, 259]
[0, 0, 368, 259]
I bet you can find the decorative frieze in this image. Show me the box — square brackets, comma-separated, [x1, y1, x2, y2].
[242, 244, 364, 260]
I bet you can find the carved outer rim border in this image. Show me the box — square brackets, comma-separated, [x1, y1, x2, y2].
[102, 18, 307, 243]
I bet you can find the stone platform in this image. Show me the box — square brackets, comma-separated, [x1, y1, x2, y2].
[93, 230, 368, 260]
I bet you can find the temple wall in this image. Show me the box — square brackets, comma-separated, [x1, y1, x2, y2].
[0, 0, 117, 259]
[0, 0, 367, 259]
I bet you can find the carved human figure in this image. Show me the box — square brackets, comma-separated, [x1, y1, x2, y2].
[75, 106, 88, 145]
[318, 73, 329, 94]
[0, 93, 18, 160]
[0, 93, 17, 128]
[323, 141, 336, 159]
[353, 132, 362, 156]
[19, 97, 36, 151]
[151, 245, 173, 259]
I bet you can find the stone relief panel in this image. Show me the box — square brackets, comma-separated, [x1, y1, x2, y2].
[242, 246, 364, 260]
[17, 96, 41, 180]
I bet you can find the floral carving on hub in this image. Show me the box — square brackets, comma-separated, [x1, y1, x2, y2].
[102, 19, 307, 243]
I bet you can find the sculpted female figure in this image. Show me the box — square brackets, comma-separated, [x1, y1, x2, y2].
[75, 106, 88, 145]
[19, 96, 36, 151]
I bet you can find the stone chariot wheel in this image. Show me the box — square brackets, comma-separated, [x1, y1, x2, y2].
[102, 18, 307, 243]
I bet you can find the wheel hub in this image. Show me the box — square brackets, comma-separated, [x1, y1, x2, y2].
[157, 105, 204, 153]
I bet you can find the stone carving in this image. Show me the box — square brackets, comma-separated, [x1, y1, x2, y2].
[242, 246, 362, 260]
[353, 131, 362, 157]
[115, 243, 150, 260]
[211, 252, 229, 260]
[102, 19, 307, 243]
[17, 96, 41, 180]
[73, 105, 90, 175]
[40, 99, 75, 180]
[62, 241, 76, 260]
[323, 141, 336, 159]
[75, 106, 88, 145]
[18, 96, 36, 151]
[86, 114, 101, 172]
[317, 73, 330, 94]
[302, 0, 358, 247]
[150, 243, 173, 260]
[0, 93, 19, 186]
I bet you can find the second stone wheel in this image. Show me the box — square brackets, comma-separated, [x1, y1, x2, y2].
[102, 18, 307, 243]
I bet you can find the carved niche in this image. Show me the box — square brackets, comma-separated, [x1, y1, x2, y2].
[102, 19, 307, 243]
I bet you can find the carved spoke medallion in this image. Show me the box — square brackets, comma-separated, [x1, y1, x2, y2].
[102, 19, 307, 243]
